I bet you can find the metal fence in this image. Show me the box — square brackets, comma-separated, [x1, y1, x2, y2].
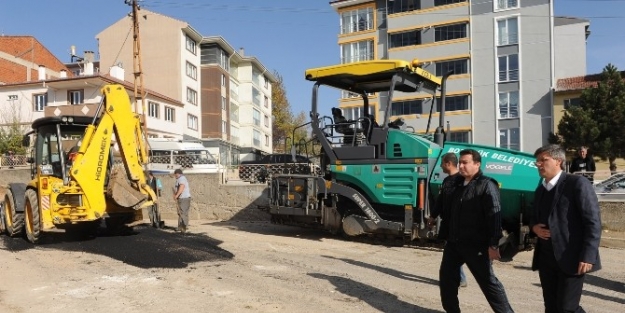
[0, 154, 30, 169]
[229, 163, 322, 184]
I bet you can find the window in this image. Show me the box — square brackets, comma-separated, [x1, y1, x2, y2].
[253, 130, 261, 147]
[389, 30, 421, 49]
[264, 76, 269, 89]
[200, 44, 228, 70]
[186, 87, 197, 105]
[265, 135, 270, 146]
[499, 128, 520, 151]
[497, 17, 519, 46]
[222, 120, 227, 133]
[391, 100, 423, 115]
[436, 95, 470, 112]
[222, 96, 227, 111]
[186, 61, 197, 80]
[221, 74, 227, 87]
[34, 93, 48, 112]
[164, 106, 175, 122]
[230, 126, 239, 144]
[340, 40, 374, 64]
[185, 35, 197, 54]
[342, 106, 373, 121]
[340, 7, 374, 34]
[448, 131, 469, 143]
[341, 91, 375, 99]
[68, 90, 84, 105]
[252, 88, 261, 106]
[148, 101, 159, 118]
[253, 109, 261, 126]
[264, 96, 269, 108]
[498, 91, 519, 118]
[264, 114, 269, 127]
[435, 59, 469, 76]
[435, 0, 466, 6]
[230, 102, 239, 123]
[187, 114, 198, 130]
[564, 98, 581, 109]
[495, 0, 519, 11]
[230, 82, 239, 101]
[387, 0, 420, 14]
[435, 24, 467, 42]
[498, 54, 519, 82]
[252, 68, 261, 86]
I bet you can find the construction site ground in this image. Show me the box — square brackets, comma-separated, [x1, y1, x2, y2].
[1, 218, 624, 313]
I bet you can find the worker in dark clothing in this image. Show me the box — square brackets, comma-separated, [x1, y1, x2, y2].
[437, 149, 514, 313]
[569, 146, 596, 182]
[146, 171, 163, 228]
[428, 152, 468, 288]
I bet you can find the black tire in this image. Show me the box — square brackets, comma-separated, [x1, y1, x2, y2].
[24, 189, 42, 244]
[3, 189, 24, 236]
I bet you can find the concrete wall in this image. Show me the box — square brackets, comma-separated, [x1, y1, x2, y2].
[0, 169, 269, 222]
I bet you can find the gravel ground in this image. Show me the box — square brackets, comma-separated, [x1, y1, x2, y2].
[1, 219, 623, 313]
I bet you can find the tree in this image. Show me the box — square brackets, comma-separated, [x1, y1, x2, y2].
[557, 64, 625, 171]
[271, 71, 313, 154]
[0, 97, 31, 155]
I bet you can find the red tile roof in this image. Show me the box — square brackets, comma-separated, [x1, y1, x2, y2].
[556, 71, 625, 92]
[0, 36, 72, 83]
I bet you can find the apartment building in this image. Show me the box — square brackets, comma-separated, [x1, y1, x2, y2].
[97, 10, 203, 142]
[0, 65, 190, 139]
[97, 10, 275, 164]
[0, 36, 72, 84]
[330, 0, 589, 153]
[200, 37, 275, 164]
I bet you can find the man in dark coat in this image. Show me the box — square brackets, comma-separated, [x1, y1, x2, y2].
[437, 149, 514, 313]
[531, 144, 602, 313]
[569, 146, 596, 182]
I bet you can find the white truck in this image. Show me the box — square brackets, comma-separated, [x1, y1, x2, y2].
[146, 138, 223, 174]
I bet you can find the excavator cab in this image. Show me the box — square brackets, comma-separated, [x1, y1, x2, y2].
[26, 116, 96, 180]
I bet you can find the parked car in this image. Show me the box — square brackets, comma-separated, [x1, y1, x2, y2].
[238, 153, 317, 183]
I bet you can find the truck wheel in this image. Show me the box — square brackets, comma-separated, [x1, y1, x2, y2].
[3, 189, 24, 237]
[24, 189, 42, 244]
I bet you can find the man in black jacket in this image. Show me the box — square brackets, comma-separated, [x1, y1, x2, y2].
[531, 144, 601, 313]
[429, 152, 468, 288]
[569, 146, 596, 182]
[438, 149, 513, 313]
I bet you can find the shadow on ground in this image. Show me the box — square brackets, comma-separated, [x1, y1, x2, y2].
[208, 220, 330, 243]
[0, 224, 233, 269]
[309, 273, 443, 313]
[322, 255, 439, 286]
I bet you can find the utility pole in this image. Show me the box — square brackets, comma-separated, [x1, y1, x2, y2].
[127, 0, 147, 130]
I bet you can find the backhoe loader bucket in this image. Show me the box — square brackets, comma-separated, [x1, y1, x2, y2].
[106, 166, 147, 208]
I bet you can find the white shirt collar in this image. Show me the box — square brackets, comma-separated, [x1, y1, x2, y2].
[542, 170, 563, 191]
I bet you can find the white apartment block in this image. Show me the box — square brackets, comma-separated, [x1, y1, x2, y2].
[97, 9, 203, 141]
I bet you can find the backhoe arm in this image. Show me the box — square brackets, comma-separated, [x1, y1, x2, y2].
[70, 84, 156, 213]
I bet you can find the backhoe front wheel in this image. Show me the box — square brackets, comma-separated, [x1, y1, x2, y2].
[24, 189, 42, 244]
[3, 190, 24, 236]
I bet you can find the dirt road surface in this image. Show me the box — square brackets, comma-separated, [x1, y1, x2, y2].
[1, 219, 624, 313]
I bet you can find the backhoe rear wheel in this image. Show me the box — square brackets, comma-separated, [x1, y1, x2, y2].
[3, 189, 24, 236]
[24, 189, 42, 244]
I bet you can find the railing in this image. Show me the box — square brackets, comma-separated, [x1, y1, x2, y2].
[0, 155, 30, 169]
[234, 163, 322, 184]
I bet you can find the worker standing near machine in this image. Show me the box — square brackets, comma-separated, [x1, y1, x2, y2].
[146, 171, 163, 228]
[173, 168, 191, 233]
[429, 152, 468, 288]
